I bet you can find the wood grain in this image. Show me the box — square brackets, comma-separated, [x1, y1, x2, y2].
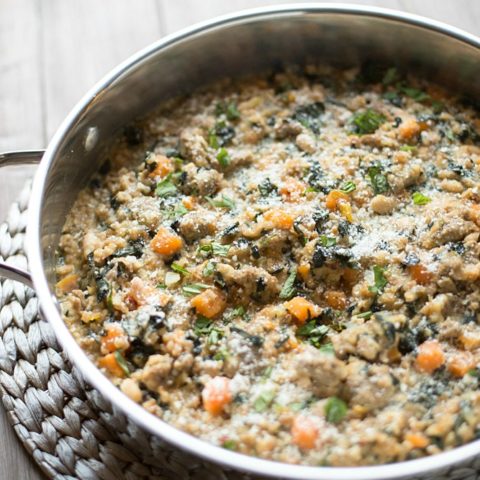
[0, 1, 478, 479]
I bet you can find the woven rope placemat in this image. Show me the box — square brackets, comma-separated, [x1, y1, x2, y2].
[0, 181, 256, 480]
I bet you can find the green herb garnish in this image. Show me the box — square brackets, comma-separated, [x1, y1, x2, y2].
[368, 265, 388, 295]
[319, 235, 337, 247]
[198, 241, 231, 257]
[297, 321, 329, 348]
[258, 178, 278, 197]
[400, 86, 430, 102]
[367, 165, 389, 194]
[279, 267, 297, 300]
[350, 109, 385, 135]
[399, 145, 417, 153]
[216, 101, 240, 121]
[325, 397, 348, 423]
[356, 311, 373, 319]
[155, 174, 177, 197]
[171, 263, 189, 275]
[224, 305, 248, 322]
[412, 192, 431, 205]
[114, 351, 130, 376]
[203, 261, 216, 277]
[206, 194, 235, 210]
[216, 147, 230, 167]
[253, 391, 276, 412]
[183, 283, 210, 296]
[318, 343, 335, 354]
[339, 181, 356, 194]
[222, 439, 237, 450]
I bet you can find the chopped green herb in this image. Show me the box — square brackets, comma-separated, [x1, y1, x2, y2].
[325, 397, 348, 423]
[350, 109, 385, 135]
[304, 186, 319, 194]
[222, 439, 237, 450]
[319, 235, 337, 248]
[258, 178, 278, 197]
[367, 165, 389, 194]
[203, 261, 216, 277]
[216, 147, 230, 167]
[198, 241, 231, 257]
[206, 194, 235, 210]
[208, 327, 224, 345]
[400, 86, 430, 102]
[213, 349, 229, 361]
[412, 192, 431, 205]
[279, 267, 297, 300]
[318, 343, 335, 354]
[253, 390, 276, 412]
[400, 145, 417, 153]
[155, 174, 177, 197]
[114, 351, 130, 376]
[183, 283, 210, 296]
[293, 102, 325, 134]
[339, 181, 356, 194]
[369, 265, 388, 295]
[164, 203, 188, 219]
[171, 263, 189, 275]
[224, 305, 248, 322]
[193, 315, 213, 335]
[356, 310, 373, 319]
[297, 321, 329, 348]
[208, 131, 219, 149]
[156, 283, 166, 289]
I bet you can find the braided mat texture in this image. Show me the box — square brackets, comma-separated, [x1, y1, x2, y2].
[2, 182, 480, 480]
[0, 182, 254, 480]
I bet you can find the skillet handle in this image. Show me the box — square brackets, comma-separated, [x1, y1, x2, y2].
[0, 150, 44, 288]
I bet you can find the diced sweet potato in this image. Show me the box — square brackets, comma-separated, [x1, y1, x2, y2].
[447, 351, 475, 377]
[56, 274, 79, 294]
[409, 264, 433, 285]
[99, 353, 125, 378]
[182, 196, 196, 210]
[191, 288, 227, 318]
[150, 227, 183, 256]
[291, 415, 318, 449]
[101, 323, 129, 354]
[325, 190, 349, 211]
[202, 376, 232, 415]
[264, 208, 294, 230]
[284, 296, 320, 324]
[405, 432, 429, 449]
[148, 155, 173, 178]
[415, 340, 445, 373]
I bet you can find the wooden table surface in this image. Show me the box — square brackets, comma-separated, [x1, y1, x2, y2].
[0, 1, 479, 478]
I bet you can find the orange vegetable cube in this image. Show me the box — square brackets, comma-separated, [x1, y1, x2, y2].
[398, 118, 422, 140]
[291, 415, 318, 450]
[447, 351, 475, 377]
[324, 290, 347, 310]
[150, 227, 183, 256]
[202, 376, 232, 415]
[409, 264, 433, 285]
[101, 323, 129, 354]
[337, 200, 353, 222]
[182, 196, 196, 210]
[99, 353, 126, 378]
[56, 274, 79, 294]
[284, 296, 320, 324]
[325, 190, 349, 211]
[415, 340, 445, 373]
[264, 208, 294, 230]
[148, 155, 173, 178]
[191, 288, 227, 318]
[297, 264, 311, 281]
[405, 432, 429, 449]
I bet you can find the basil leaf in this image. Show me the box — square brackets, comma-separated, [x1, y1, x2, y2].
[325, 397, 348, 423]
[198, 242, 230, 257]
[297, 321, 329, 348]
[367, 165, 389, 195]
[183, 283, 210, 296]
[350, 109, 385, 135]
[171, 263, 189, 275]
[206, 194, 235, 210]
[412, 192, 431, 205]
[155, 174, 177, 197]
[319, 235, 337, 248]
[368, 265, 388, 294]
[339, 181, 356, 194]
[216, 147, 231, 167]
[253, 390, 276, 412]
[279, 267, 297, 300]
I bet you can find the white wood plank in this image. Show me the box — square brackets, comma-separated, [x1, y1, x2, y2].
[158, 0, 403, 34]
[41, 0, 164, 139]
[401, 0, 480, 34]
